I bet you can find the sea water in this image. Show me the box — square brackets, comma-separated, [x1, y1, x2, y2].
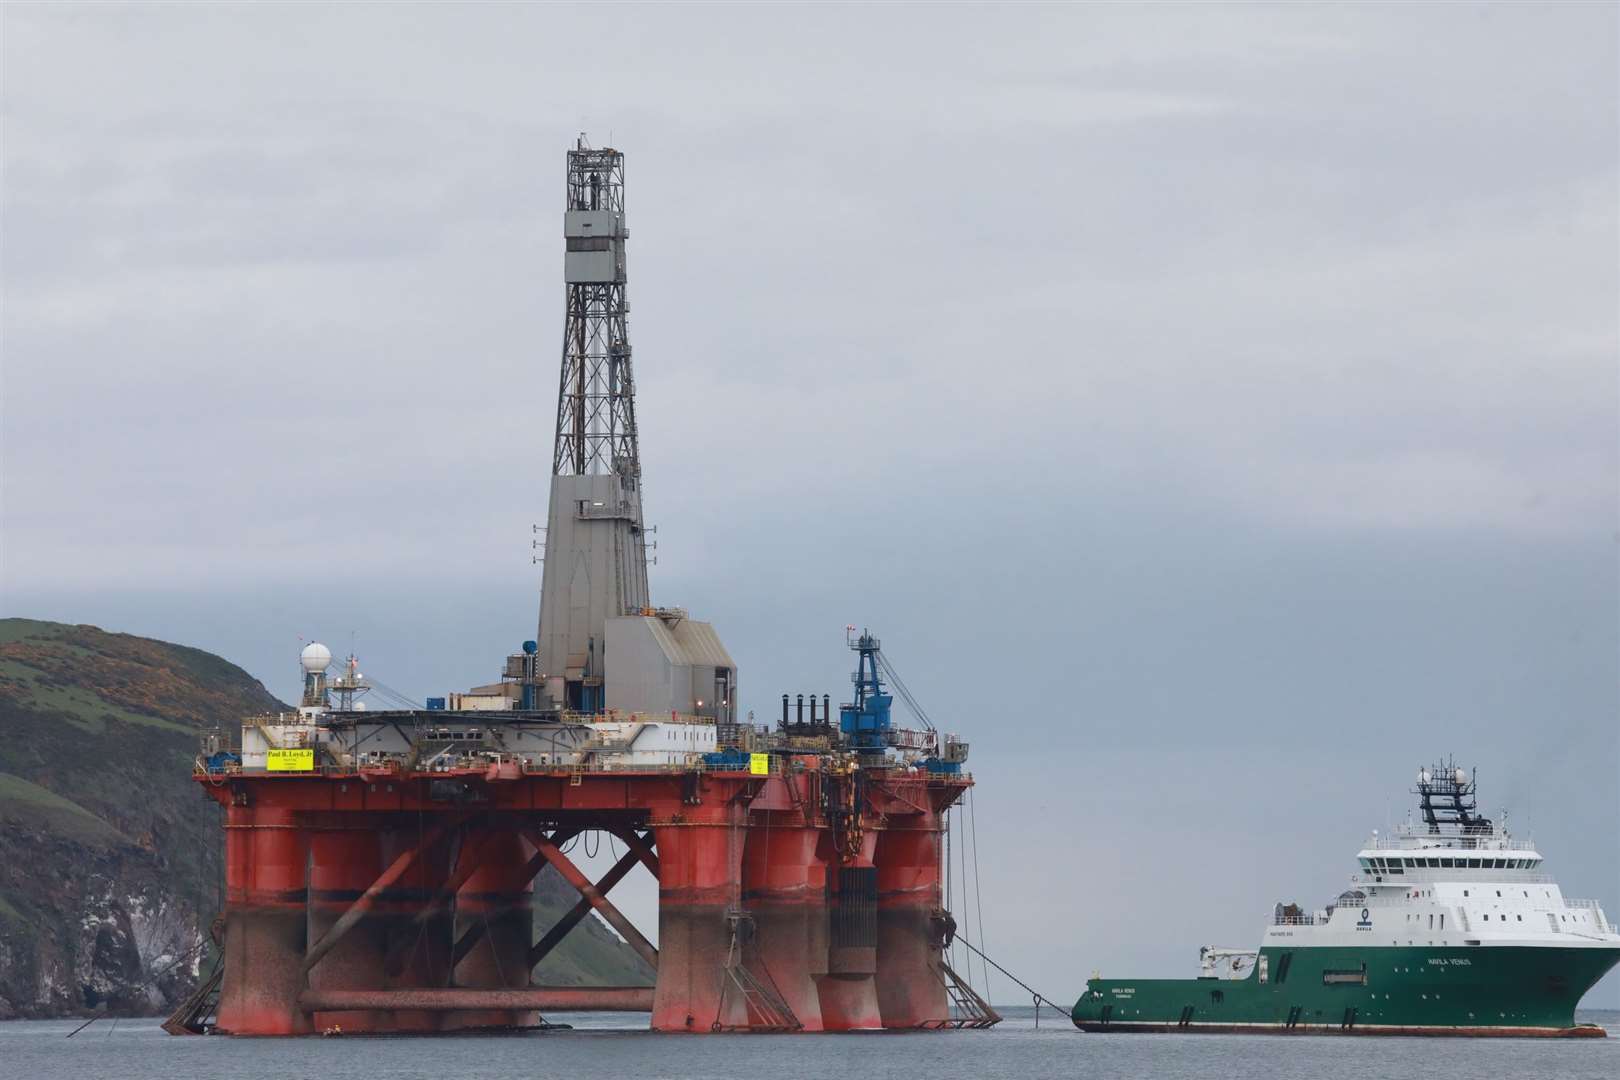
[3, 1007, 1616, 1080]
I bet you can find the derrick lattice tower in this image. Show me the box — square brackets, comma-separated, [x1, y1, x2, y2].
[553, 142, 640, 480]
[536, 138, 652, 712]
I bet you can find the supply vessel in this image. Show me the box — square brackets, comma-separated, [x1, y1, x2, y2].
[1071, 763, 1619, 1036]
[166, 139, 996, 1036]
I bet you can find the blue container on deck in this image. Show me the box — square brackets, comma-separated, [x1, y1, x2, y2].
[205, 751, 241, 772]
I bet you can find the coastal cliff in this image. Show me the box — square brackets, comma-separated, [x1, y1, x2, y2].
[0, 619, 650, 1019]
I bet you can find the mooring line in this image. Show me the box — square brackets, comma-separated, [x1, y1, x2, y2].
[952, 936, 1070, 1025]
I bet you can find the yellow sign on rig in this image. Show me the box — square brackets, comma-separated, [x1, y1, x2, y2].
[748, 753, 770, 776]
[267, 748, 315, 772]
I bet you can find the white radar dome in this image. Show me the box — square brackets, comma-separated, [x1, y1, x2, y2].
[1454, 767, 1468, 784]
[300, 643, 333, 673]
[1418, 769, 1430, 783]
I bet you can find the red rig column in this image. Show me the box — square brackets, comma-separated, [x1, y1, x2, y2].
[815, 830, 882, 1030]
[874, 812, 947, 1027]
[378, 822, 457, 1032]
[741, 822, 828, 1030]
[215, 805, 311, 1035]
[305, 818, 386, 1033]
[652, 803, 746, 1031]
[450, 828, 537, 1030]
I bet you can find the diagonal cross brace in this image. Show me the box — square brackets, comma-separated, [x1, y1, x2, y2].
[605, 826, 659, 878]
[304, 817, 461, 975]
[528, 832, 652, 970]
[383, 823, 497, 976]
[524, 826, 658, 971]
[448, 827, 582, 968]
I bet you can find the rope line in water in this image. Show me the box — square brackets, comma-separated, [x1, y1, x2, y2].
[953, 935, 1070, 1016]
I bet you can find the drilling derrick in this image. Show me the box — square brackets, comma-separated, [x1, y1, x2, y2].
[538, 141, 650, 713]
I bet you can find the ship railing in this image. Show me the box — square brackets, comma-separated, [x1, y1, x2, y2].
[1364, 832, 1538, 852]
[1273, 893, 1414, 925]
[1565, 899, 1606, 912]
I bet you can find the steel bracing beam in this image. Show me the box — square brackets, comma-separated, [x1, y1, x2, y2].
[528, 830, 654, 970]
[298, 987, 654, 1013]
[448, 826, 582, 968]
[382, 822, 501, 977]
[303, 817, 462, 974]
[523, 826, 659, 970]
[606, 826, 660, 877]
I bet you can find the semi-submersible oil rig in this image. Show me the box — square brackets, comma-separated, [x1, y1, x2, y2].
[169, 140, 990, 1036]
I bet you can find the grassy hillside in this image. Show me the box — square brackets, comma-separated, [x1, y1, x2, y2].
[0, 618, 649, 1019]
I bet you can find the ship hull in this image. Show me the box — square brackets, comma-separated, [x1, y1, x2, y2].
[1072, 944, 1619, 1037]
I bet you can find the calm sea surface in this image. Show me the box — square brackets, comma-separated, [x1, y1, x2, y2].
[4, 1007, 1617, 1080]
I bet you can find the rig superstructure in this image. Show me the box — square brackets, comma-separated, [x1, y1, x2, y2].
[171, 139, 987, 1036]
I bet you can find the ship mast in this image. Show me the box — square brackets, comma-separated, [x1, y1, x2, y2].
[1413, 758, 1492, 837]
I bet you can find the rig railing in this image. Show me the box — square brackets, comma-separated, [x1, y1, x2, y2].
[197, 756, 972, 782]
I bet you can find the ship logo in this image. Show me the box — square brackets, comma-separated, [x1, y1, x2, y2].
[1356, 907, 1373, 930]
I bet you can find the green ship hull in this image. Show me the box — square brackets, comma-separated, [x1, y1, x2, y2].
[1072, 944, 1619, 1037]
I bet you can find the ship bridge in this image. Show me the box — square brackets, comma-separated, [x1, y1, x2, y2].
[1352, 762, 1544, 887]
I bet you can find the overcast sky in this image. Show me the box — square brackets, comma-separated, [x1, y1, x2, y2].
[3, 3, 1617, 1006]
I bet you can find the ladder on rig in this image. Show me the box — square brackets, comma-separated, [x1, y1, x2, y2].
[918, 958, 1002, 1029]
[161, 962, 222, 1035]
[161, 912, 225, 1035]
[712, 909, 801, 1032]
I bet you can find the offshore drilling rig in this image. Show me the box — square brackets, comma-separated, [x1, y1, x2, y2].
[171, 139, 986, 1036]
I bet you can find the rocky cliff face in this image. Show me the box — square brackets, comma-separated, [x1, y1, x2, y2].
[0, 619, 651, 1019]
